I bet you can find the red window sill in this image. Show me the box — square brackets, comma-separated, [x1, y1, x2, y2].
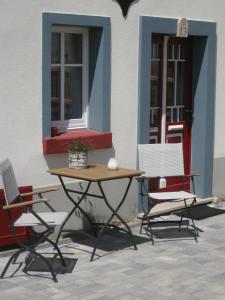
[43, 130, 112, 155]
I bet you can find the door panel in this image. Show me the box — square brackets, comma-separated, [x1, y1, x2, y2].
[149, 35, 193, 192]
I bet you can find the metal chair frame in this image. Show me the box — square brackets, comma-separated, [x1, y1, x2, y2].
[137, 143, 199, 244]
[0, 159, 67, 282]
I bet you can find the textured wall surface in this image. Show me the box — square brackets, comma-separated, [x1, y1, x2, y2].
[0, 1, 224, 223]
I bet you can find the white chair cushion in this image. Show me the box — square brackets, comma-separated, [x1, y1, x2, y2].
[14, 212, 68, 227]
[149, 191, 196, 201]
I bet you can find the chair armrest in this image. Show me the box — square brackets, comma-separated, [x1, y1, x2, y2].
[183, 173, 200, 178]
[136, 174, 200, 181]
[136, 176, 160, 181]
[20, 187, 59, 197]
[3, 198, 48, 210]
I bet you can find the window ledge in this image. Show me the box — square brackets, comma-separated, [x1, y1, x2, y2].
[43, 130, 112, 155]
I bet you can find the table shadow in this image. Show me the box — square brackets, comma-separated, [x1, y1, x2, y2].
[63, 228, 149, 252]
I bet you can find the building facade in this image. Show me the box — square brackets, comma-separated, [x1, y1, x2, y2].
[0, 0, 224, 227]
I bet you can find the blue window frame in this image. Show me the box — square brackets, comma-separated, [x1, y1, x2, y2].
[42, 13, 111, 137]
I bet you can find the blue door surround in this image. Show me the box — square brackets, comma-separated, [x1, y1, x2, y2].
[138, 16, 216, 198]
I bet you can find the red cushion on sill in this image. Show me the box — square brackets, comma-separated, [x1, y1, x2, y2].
[43, 130, 112, 154]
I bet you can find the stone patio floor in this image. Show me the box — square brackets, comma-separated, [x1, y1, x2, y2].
[1, 202, 225, 299]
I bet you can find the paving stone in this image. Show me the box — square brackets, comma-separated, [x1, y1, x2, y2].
[0, 202, 225, 299]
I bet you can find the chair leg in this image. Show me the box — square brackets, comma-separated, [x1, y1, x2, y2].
[178, 215, 183, 231]
[1, 248, 24, 279]
[184, 199, 198, 242]
[186, 206, 198, 242]
[146, 218, 154, 245]
[140, 216, 145, 234]
[46, 237, 66, 267]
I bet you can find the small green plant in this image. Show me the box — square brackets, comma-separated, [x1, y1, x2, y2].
[66, 138, 93, 153]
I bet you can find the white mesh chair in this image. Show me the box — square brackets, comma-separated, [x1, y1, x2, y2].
[137, 143, 199, 244]
[0, 159, 68, 282]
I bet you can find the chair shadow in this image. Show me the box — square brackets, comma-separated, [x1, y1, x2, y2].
[175, 205, 225, 220]
[25, 255, 77, 274]
[149, 226, 197, 242]
[2, 253, 77, 281]
[141, 219, 198, 241]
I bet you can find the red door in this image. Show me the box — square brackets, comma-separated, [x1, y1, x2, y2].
[149, 35, 193, 191]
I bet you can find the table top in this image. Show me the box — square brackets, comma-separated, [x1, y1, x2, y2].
[48, 164, 144, 182]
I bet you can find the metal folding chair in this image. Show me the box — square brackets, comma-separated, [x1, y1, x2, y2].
[0, 158, 68, 282]
[137, 143, 199, 244]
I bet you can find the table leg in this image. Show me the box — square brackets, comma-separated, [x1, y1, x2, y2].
[90, 178, 137, 261]
[55, 177, 97, 246]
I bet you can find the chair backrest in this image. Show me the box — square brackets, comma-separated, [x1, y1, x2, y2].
[138, 143, 184, 177]
[0, 159, 20, 205]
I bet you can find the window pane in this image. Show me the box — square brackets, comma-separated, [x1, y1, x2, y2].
[150, 61, 161, 107]
[174, 44, 179, 60]
[51, 67, 61, 121]
[65, 33, 82, 64]
[179, 107, 184, 121]
[151, 43, 161, 59]
[180, 44, 186, 59]
[177, 62, 184, 105]
[166, 108, 172, 122]
[167, 44, 173, 60]
[166, 62, 175, 106]
[64, 67, 82, 120]
[51, 33, 60, 64]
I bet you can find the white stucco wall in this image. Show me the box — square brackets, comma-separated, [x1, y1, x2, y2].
[0, 0, 225, 226]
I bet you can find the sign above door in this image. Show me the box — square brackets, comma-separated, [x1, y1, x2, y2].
[176, 18, 189, 37]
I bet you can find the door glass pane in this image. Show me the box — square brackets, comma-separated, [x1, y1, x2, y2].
[166, 61, 175, 106]
[65, 33, 82, 64]
[179, 107, 184, 121]
[174, 44, 179, 60]
[180, 44, 186, 59]
[167, 44, 173, 59]
[64, 67, 82, 120]
[51, 33, 60, 64]
[51, 67, 61, 121]
[177, 62, 184, 105]
[166, 108, 172, 122]
[150, 61, 161, 107]
[151, 43, 160, 59]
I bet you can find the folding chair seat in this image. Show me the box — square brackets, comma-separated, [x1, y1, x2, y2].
[14, 212, 68, 227]
[137, 143, 199, 244]
[0, 158, 69, 282]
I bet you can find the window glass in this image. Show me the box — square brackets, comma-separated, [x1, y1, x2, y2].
[177, 62, 184, 106]
[64, 67, 82, 119]
[51, 33, 60, 64]
[167, 44, 173, 60]
[166, 61, 175, 107]
[180, 44, 186, 59]
[65, 33, 82, 64]
[150, 61, 161, 107]
[151, 43, 160, 59]
[51, 67, 61, 121]
[50, 27, 88, 130]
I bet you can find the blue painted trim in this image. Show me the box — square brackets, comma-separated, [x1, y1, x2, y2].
[138, 16, 216, 205]
[42, 13, 111, 137]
